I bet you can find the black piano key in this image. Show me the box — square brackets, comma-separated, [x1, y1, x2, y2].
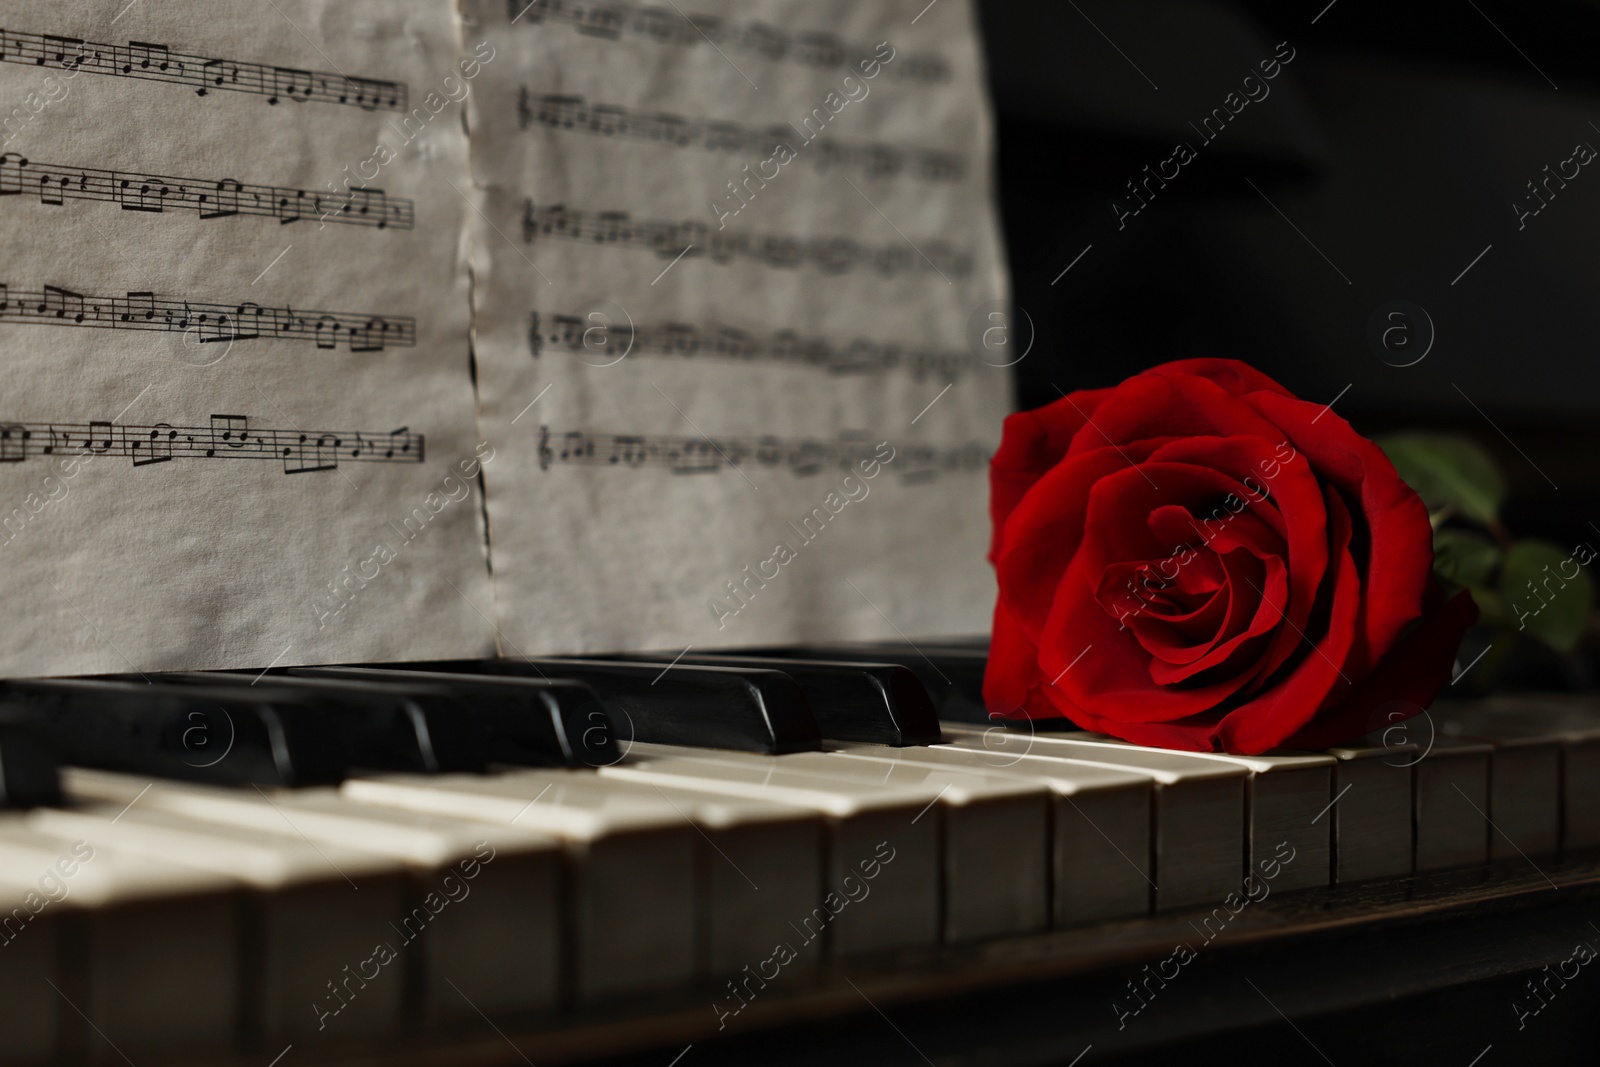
[621, 654, 941, 746]
[0, 713, 61, 808]
[766, 644, 991, 723]
[0, 679, 347, 786]
[157, 672, 490, 774]
[290, 666, 621, 767]
[406, 658, 822, 754]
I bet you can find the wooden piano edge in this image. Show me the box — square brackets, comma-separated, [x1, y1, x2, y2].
[115, 851, 1600, 1067]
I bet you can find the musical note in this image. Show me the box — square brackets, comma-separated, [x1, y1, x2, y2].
[0, 425, 27, 463]
[537, 427, 987, 483]
[0, 153, 23, 196]
[528, 329, 977, 409]
[788, 440, 827, 477]
[200, 178, 243, 220]
[272, 188, 313, 224]
[669, 438, 723, 474]
[0, 153, 410, 230]
[37, 173, 66, 207]
[519, 92, 966, 184]
[574, 5, 625, 39]
[385, 427, 420, 461]
[284, 432, 340, 474]
[231, 302, 266, 342]
[595, 211, 631, 243]
[521, 200, 971, 278]
[346, 76, 402, 111]
[630, 7, 684, 44]
[0, 414, 424, 472]
[87, 421, 116, 454]
[743, 23, 788, 60]
[701, 121, 746, 151]
[41, 35, 89, 71]
[130, 424, 176, 467]
[917, 152, 965, 182]
[0, 281, 414, 351]
[349, 317, 396, 354]
[0, 27, 408, 111]
[124, 41, 177, 76]
[504, 3, 950, 83]
[561, 431, 591, 463]
[267, 67, 313, 105]
[199, 58, 241, 96]
[41, 286, 86, 323]
[609, 434, 649, 466]
[115, 174, 179, 213]
[312, 315, 343, 350]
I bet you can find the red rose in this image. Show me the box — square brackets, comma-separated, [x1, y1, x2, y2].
[984, 358, 1477, 754]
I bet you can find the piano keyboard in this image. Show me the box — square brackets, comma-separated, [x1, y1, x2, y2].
[0, 651, 1596, 1065]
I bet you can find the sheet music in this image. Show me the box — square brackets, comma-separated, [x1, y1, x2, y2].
[0, 1, 494, 674]
[463, 0, 1010, 654]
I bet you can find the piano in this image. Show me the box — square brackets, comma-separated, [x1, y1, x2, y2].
[0, 649, 1596, 1066]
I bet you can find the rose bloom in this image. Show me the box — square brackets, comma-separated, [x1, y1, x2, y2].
[984, 359, 1477, 754]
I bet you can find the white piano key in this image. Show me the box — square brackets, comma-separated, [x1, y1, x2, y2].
[827, 741, 1153, 924]
[1481, 733, 1559, 861]
[1435, 719, 1560, 860]
[1323, 738, 1417, 883]
[27, 804, 408, 1043]
[598, 750, 941, 955]
[0, 820, 238, 1064]
[341, 770, 700, 1002]
[623, 742, 1051, 942]
[1547, 711, 1600, 851]
[1411, 737, 1492, 871]
[0, 875, 58, 1067]
[354, 765, 825, 983]
[1035, 735, 1334, 891]
[1439, 696, 1600, 854]
[940, 725, 1246, 911]
[62, 769, 566, 1025]
[0, 871, 57, 1067]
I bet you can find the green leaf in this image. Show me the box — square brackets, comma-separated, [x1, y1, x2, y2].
[1499, 539, 1593, 653]
[1469, 585, 1510, 630]
[1378, 433, 1506, 525]
[1433, 529, 1501, 588]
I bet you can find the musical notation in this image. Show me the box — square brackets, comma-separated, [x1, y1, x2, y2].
[518, 90, 966, 183]
[529, 311, 976, 380]
[0, 415, 423, 473]
[0, 282, 415, 352]
[537, 426, 988, 482]
[0, 153, 413, 230]
[0, 28, 407, 111]
[503, 1, 950, 82]
[522, 201, 973, 279]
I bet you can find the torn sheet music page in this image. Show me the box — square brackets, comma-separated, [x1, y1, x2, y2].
[0, 1, 496, 674]
[463, 0, 1011, 654]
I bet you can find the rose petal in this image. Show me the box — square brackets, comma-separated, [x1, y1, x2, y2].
[993, 446, 1151, 643]
[1143, 435, 1328, 681]
[989, 387, 1115, 554]
[1284, 588, 1479, 751]
[983, 596, 1044, 716]
[1067, 374, 1287, 460]
[1246, 391, 1434, 662]
[1147, 550, 1287, 686]
[1039, 553, 1254, 723]
[1138, 358, 1299, 401]
[1215, 484, 1363, 751]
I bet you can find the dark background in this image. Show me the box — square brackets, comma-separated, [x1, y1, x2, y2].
[976, 0, 1599, 551]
